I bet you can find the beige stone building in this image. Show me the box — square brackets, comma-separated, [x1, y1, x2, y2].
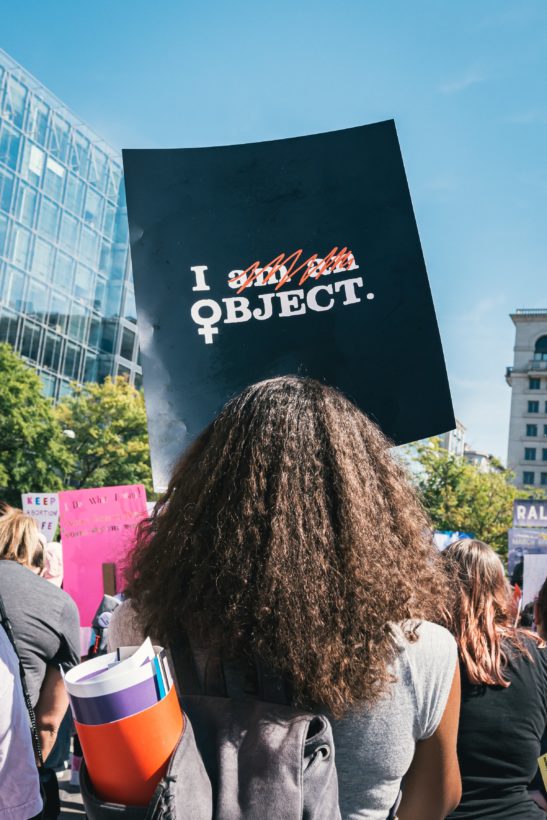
[506, 309, 547, 488]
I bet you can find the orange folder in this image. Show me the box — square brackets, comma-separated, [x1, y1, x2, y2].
[75, 684, 184, 805]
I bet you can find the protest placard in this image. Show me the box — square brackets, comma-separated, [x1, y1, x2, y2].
[21, 492, 59, 537]
[508, 527, 547, 574]
[522, 552, 547, 605]
[59, 484, 147, 626]
[433, 531, 472, 551]
[123, 121, 455, 491]
[513, 500, 547, 528]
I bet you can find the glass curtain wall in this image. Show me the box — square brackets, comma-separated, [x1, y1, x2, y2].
[0, 48, 141, 399]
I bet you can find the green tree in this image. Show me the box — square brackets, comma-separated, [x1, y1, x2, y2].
[410, 439, 536, 557]
[56, 376, 154, 495]
[0, 343, 71, 505]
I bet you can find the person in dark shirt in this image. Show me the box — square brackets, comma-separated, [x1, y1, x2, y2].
[529, 576, 547, 812]
[444, 538, 547, 819]
[0, 505, 80, 761]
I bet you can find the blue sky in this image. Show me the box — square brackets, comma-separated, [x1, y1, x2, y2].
[3, 0, 547, 460]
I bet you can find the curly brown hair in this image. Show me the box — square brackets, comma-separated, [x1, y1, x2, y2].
[125, 376, 449, 715]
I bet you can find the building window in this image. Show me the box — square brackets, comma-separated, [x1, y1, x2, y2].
[117, 363, 131, 380]
[0, 213, 7, 256]
[528, 401, 539, 413]
[19, 321, 42, 363]
[79, 226, 98, 266]
[0, 122, 22, 170]
[534, 336, 547, 363]
[37, 197, 60, 240]
[74, 265, 94, 302]
[65, 174, 85, 216]
[59, 212, 79, 250]
[26, 281, 48, 318]
[53, 252, 74, 291]
[27, 100, 49, 147]
[3, 76, 27, 129]
[31, 238, 54, 278]
[542, 473, 547, 486]
[529, 378, 541, 390]
[63, 342, 82, 380]
[88, 316, 101, 349]
[47, 292, 69, 334]
[41, 332, 62, 371]
[7, 269, 26, 311]
[524, 471, 535, 485]
[0, 307, 19, 347]
[40, 372, 56, 399]
[10, 225, 31, 268]
[0, 167, 15, 212]
[120, 326, 135, 361]
[544, 425, 547, 438]
[83, 354, 98, 382]
[543, 449, 547, 462]
[525, 448, 537, 461]
[43, 157, 65, 200]
[527, 424, 538, 437]
[83, 187, 103, 229]
[24, 144, 44, 186]
[15, 182, 37, 227]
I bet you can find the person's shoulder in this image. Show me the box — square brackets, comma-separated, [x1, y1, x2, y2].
[32, 566, 76, 606]
[518, 632, 547, 668]
[394, 620, 457, 662]
[394, 621, 458, 740]
[107, 599, 146, 652]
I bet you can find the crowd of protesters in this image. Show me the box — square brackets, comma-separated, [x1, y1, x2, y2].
[1, 376, 547, 819]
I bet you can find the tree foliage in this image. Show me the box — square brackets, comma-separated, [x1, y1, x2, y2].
[410, 439, 536, 557]
[0, 343, 70, 504]
[56, 377, 154, 495]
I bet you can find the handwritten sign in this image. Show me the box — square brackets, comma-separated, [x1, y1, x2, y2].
[123, 121, 454, 491]
[21, 493, 59, 536]
[59, 485, 147, 626]
[523, 552, 547, 605]
[513, 500, 547, 528]
[508, 527, 547, 574]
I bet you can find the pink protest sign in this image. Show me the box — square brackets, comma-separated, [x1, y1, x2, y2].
[59, 485, 148, 626]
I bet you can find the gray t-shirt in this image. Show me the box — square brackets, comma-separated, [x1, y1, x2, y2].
[108, 606, 456, 820]
[0, 560, 80, 706]
[333, 621, 457, 820]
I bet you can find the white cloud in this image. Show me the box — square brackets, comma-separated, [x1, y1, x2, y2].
[506, 109, 547, 125]
[438, 71, 486, 95]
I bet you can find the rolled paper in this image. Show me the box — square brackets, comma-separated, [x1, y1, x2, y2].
[70, 673, 160, 725]
[75, 684, 184, 805]
[65, 643, 159, 699]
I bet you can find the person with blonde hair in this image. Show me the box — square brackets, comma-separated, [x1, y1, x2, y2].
[444, 538, 547, 819]
[0, 504, 80, 762]
[0, 502, 43, 565]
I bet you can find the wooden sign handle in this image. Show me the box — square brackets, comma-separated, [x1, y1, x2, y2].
[102, 563, 117, 596]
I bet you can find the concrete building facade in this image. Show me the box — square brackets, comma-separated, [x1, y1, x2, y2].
[506, 309, 547, 488]
[440, 419, 466, 458]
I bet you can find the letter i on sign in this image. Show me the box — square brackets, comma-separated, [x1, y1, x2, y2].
[191, 266, 210, 292]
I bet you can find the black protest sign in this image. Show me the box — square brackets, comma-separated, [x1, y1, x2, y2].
[123, 121, 454, 491]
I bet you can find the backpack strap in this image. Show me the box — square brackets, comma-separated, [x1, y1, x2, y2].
[254, 659, 290, 705]
[171, 633, 206, 695]
[171, 633, 290, 705]
[0, 590, 44, 767]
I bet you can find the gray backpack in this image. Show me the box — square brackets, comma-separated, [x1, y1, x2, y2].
[81, 639, 342, 820]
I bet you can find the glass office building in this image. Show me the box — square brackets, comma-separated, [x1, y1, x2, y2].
[0, 48, 141, 399]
